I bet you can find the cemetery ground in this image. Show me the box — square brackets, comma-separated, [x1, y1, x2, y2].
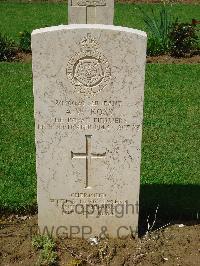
[1, 2, 200, 63]
[1, 62, 200, 266]
[0, 214, 200, 265]
[0, 3, 200, 43]
[0, 2, 200, 266]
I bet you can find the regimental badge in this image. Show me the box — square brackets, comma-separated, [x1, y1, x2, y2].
[66, 33, 111, 94]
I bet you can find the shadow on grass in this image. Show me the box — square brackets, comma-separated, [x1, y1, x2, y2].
[1, 184, 199, 237]
[139, 184, 200, 235]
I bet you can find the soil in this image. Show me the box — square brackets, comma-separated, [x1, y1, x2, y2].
[15, 52, 32, 64]
[15, 52, 200, 64]
[147, 54, 200, 64]
[0, 215, 199, 266]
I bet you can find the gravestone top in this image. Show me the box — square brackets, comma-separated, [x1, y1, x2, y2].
[68, 0, 114, 24]
[32, 24, 146, 37]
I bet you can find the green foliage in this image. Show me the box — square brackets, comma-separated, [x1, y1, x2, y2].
[169, 22, 199, 57]
[147, 37, 167, 56]
[0, 33, 16, 61]
[32, 235, 57, 265]
[39, 249, 57, 266]
[32, 235, 45, 249]
[32, 235, 55, 250]
[19, 31, 31, 52]
[140, 4, 176, 56]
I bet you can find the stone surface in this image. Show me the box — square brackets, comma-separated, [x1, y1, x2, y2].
[68, 0, 114, 24]
[32, 24, 147, 238]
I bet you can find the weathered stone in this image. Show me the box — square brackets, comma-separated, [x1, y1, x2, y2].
[68, 0, 114, 24]
[32, 24, 147, 238]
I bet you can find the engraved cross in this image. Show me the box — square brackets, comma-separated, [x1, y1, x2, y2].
[71, 135, 106, 189]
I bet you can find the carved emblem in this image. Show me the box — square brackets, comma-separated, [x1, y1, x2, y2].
[66, 33, 111, 94]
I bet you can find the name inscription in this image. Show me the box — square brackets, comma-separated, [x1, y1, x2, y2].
[37, 99, 140, 131]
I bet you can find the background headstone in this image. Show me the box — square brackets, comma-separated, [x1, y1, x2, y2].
[68, 0, 114, 24]
[32, 24, 146, 238]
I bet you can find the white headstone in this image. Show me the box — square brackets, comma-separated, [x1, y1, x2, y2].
[32, 24, 146, 238]
[68, 0, 114, 24]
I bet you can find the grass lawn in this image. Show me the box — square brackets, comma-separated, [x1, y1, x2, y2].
[0, 2, 199, 218]
[0, 63, 200, 218]
[0, 63, 36, 212]
[0, 3, 200, 42]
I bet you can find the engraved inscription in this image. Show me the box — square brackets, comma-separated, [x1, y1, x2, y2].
[36, 98, 139, 131]
[71, 135, 106, 189]
[71, 0, 106, 7]
[66, 34, 111, 94]
[50, 197, 132, 217]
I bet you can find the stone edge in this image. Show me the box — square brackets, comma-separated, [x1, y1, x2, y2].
[31, 24, 147, 39]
